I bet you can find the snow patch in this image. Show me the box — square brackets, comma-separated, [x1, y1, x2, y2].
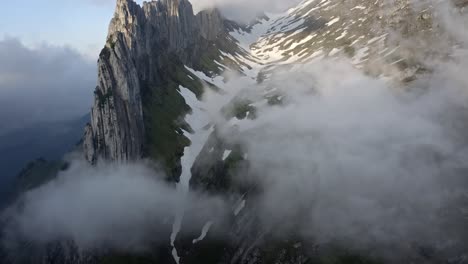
[171, 86, 213, 263]
[192, 221, 214, 244]
[223, 150, 232, 161]
[234, 200, 246, 216]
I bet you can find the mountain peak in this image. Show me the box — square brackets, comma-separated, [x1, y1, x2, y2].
[114, 0, 141, 15]
[108, 0, 143, 43]
[86, 0, 228, 164]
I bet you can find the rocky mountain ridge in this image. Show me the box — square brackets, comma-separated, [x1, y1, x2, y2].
[84, 0, 452, 168]
[80, 1, 468, 264]
[83, 0, 225, 169]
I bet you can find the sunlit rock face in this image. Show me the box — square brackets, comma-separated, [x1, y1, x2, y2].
[84, 0, 224, 165]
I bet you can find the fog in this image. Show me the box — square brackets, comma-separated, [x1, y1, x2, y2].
[91, 0, 302, 23]
[212, 59, 468, 251]
[200, 0, 468, 252]
[189, 0, 302, 22]
[0, 38, 95, 135]
[1, 158, 227, 253]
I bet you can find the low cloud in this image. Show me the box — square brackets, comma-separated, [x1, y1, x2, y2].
[198, 1, 468, 255]
[1, 158, 227, 254]
[0, 38, 95, 134]
[219, 59, 468, 249]
[189, 0, 302, 22]
[90, 0, 302, 23]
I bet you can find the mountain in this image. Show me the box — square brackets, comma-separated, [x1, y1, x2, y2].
[2, 0, 468, 263]
[84, 0, 461, 172]
[81, 0, 468, 263]
[83, 0, 232, 177]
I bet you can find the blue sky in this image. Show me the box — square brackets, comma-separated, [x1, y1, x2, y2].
[0, 0, 120, 59]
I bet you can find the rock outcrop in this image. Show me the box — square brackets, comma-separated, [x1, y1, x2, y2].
[84, 0, 224, 165]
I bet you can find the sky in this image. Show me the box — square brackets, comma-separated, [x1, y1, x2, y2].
[0, 0, 300, 58]
[0, 0, 118, 58]
[0, 0, 123, 134]
[0, 0, 300, 134]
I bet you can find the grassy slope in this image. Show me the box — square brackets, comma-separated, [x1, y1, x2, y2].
[142, 54, 205, 182]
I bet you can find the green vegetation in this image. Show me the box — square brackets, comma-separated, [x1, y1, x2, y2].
[0, 159, 67, 210]
[344, 45, 356, 58]
[267, 94, 284, 106]
[95, 88, 113, 109]
[143, 78, 190, 180]
[98, 254, 162, 264]
[197, 43, 224, 75]
[109, 39, 116, 50]
[177, 237, 229, 264]
[223, 145, 245, 168]
[318, 251, 382, 264]
[15, 159, 67, 194]
[142, 56, 207, 181]
[95, 243, 175, 264]
[194, 34, 250, 76]
[142, 35, 258, 181]
[221, 99, 257, 120]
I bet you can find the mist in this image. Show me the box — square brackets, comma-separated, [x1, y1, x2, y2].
[199, 1, 468, 253]
[216, 59, 468, 250]
[1, 157, 227, 254]
[92, 0, 303, 23]
[190, 0, 302, 22]
[0, 38, 95, 135]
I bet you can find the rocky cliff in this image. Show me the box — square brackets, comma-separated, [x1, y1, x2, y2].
[84, 0, 225, 175]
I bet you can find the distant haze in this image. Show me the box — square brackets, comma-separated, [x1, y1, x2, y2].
[92, 0, 303, 23]
[190, 0, 303, 22]
[0, 38, 95, 135]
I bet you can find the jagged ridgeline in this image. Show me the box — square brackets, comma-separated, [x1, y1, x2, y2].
[83, 0, 466, 181]
[83, 0, 248, 180]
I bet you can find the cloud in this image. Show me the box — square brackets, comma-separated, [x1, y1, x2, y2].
[88, 0, 302, 22]
[1, 157, 227, 254]
[253, 62, 463, 238]
[0, 38, 95, 135]
[197, 3, 468, 254]
[192, 55, 468, 259]
[85, 0, 145, 7]
[189, 0, 302, 22]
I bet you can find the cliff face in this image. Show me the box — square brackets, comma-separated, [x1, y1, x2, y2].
[84, 0, 223, 166]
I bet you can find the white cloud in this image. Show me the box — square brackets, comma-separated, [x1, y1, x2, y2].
[2, 158, 227, 252]
[89, 0, 302, 22]
[190, 0, 302, 22]
[0, 38, 95, 134]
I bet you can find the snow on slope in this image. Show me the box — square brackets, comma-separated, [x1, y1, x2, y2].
[171, 85, 214, 263]
[227, 0, 439, 80]
[171, 1, 452, 260]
